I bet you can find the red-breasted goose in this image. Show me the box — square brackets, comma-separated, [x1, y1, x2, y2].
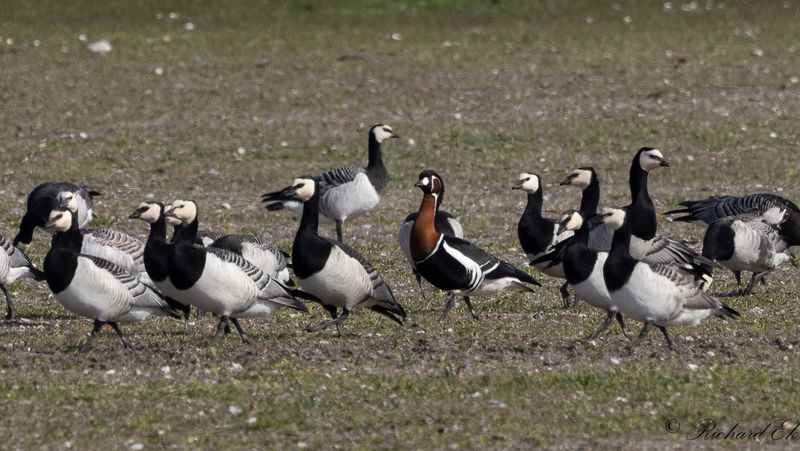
[410, 170, 541, 320]
[398, 169, 464, 301]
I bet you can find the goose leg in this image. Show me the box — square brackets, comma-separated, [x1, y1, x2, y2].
[585, 310, 615, 341]
[615, 312, 631, 341]
[743, 272, 762, 295]
[463, 296, 479, 320]
[415, 272, 427, 302]
[335, 220, 344, 243]
[559, 283, 570, 309]
[212, 317, 229, 344]
[229, 318, 253, 344]
[308, 309, 349, 334]
[628, 320, 653, 355]
[182, 309, 191, 335]
[80, 320, 105, 352]
[109, 322, 133, 349]
[440, 292, 457, 321]
[322, 305, 342, 336]
[1, 285, 15, 321]
[733, 271, 743, 295]
[657, 326, 675, 351]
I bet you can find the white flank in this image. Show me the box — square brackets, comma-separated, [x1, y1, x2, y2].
[320, 172, 380, 221]
[299, 246, 371, 310]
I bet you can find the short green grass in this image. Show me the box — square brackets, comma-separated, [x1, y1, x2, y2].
[2, 0, 800, 448]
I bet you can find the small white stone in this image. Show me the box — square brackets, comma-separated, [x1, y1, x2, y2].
[623, 16, 632, 23]
[297, 442, 308, 449]
[610, 357, 622, 365]
[407, 138, 416, 146]
[160, 366, 170, 374]
[790, 76, 799, 84]
[105, 369, 116, 375]
[184, 22, 195, 31]
[280, 140, 289, 147]
[770, 132, 778, 138]
[453, 112, 462, 120]
[33, 40, 41, 47]
[390, 33, 402, 41]
[753, 48, 764, 57]
[78, 34, 87, 41]
[87, 40, 112, 54]
[221, 202, 231, 209]
[155, 67, 164, 75]
[130, 443, 144, 450]
[247, 416, 257, 425]
[687, 363, 699, 371]
[237, 146, 246, 155]
[228, 405, 243, 415]
[79, 132, 88, 139]
[169, 12, 179, 19]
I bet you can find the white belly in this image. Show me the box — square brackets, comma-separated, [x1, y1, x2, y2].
[54, 264, 131, 321]
[320, 173, 381, 221]
[608, 264, 681, 324]
[572, 254, 613, 310]
[170, 257, 259, 316]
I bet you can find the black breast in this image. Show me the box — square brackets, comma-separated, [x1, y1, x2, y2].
[562, 245, 597, 285]
[144, 239, 171, 283]
[702, 222, 735, 262]
[603, 252, 637, 292]
[168, 242, 207, 290]
[292, 234, 334, 279]
[414, 241, 474, 292]
[43, 249, 78, 294]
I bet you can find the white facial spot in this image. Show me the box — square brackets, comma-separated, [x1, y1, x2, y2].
[516, 173, 540, 192]
[373, 124, 394, 143]
[421, 177, 430, 186]
[571, 169, 592, 188]
[601, 207, 627, 230]
[168, 199, 197, 224]
[46, 209, 73, 232]
[639, 148, 665, 172]
[294, 178, 316, 201]
[58, 191, 78, 212]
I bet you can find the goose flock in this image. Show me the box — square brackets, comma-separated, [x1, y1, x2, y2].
[3, 124, 797, 354]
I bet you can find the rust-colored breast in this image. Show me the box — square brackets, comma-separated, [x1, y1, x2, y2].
[410, 195, 441, 262]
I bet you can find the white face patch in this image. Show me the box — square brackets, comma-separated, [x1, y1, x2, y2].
[138, 203, 161, 224]
[571, 169, 592, 188]
[639, 148, 665, 172]
[421, 177, 430, 186]
[515, 173, 540, 193]
[372, 125, 394, 143]
[565, 211, 583, 231]
[601, 207, 627, 230]
[168, 199, 198, 224]
[294, 178, 316, 201]
[46, 209, 73, 232]
[58, 191, 78, 212]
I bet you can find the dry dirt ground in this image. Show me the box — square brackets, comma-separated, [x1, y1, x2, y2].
[1, 1, 800, 449]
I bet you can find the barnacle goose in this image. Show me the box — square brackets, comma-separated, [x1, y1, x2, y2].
[561, 158, 711, 275]
[43, 208, 179, 351]
[287, 177, 406, 334]
[13, 182, 100, 251]
[702, 208, 794, 295]
[0, 233, 45, 320]
[593, 208, 739, 353]
[552, 210, 630, 341]
[55, 193, 153, 288]
[130, 202, 193, 332]
[411, 170, 541, 320]
[261, 124, 399, 242]
[398, 170, 464, 301]
[513, 172, 574, 308]
[666, 193, 800, 247]
[164, 200, 308, 343]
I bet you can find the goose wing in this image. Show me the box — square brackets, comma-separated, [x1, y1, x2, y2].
[316, 166, 363, 192]
[641, 235, 704, 267]
[86, 229, 145, 261]
[665, 194, 799, 224]
[332, 239, 396, 304]
[444, 236, 539, 286]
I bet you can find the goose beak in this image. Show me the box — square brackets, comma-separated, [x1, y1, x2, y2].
[163, 206, 176, 218]
[511, 182, 522, 190]
[44, 215, 61, 229]
[559, 176, 573, 186]
[589, 212, 611, 227]
[391, 133, 401, 139]
[414, 181, 424, 188]
[129, 206, 146, 219]
[555, 223, 566, 236]
[656, 156, 670, 167]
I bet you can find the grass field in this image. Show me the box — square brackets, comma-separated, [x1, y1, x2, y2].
[2, 0, 800, 448]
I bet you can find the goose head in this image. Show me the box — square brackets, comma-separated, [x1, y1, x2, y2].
[44, 208, 74, 233]
[289, 178, 317, 202]
[164, 200, 198, 225]
[414, 170, 444, 200]
[511, 172, 540, 193]
[590, 207, 627, 230]
[636, 147, 669, 172]
[555, 209, 584, 236]
[56, 191, 79, 212]
[129, 201, 164, 224]
[560, 167, 595, 188]
[370, 124, 400, 143]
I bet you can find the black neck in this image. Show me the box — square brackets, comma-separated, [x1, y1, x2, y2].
[52, 214, 83, 252]
[174, 218, 199, 243]
[524, 189, 544, 217]
[298, 186, 321, 237]
[629, 163, 651, 206]
[149, 213, 168, 243]
[579, 176, 600, 217]
[367, 135, 383, 170]
[609, 220, 633, 259]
